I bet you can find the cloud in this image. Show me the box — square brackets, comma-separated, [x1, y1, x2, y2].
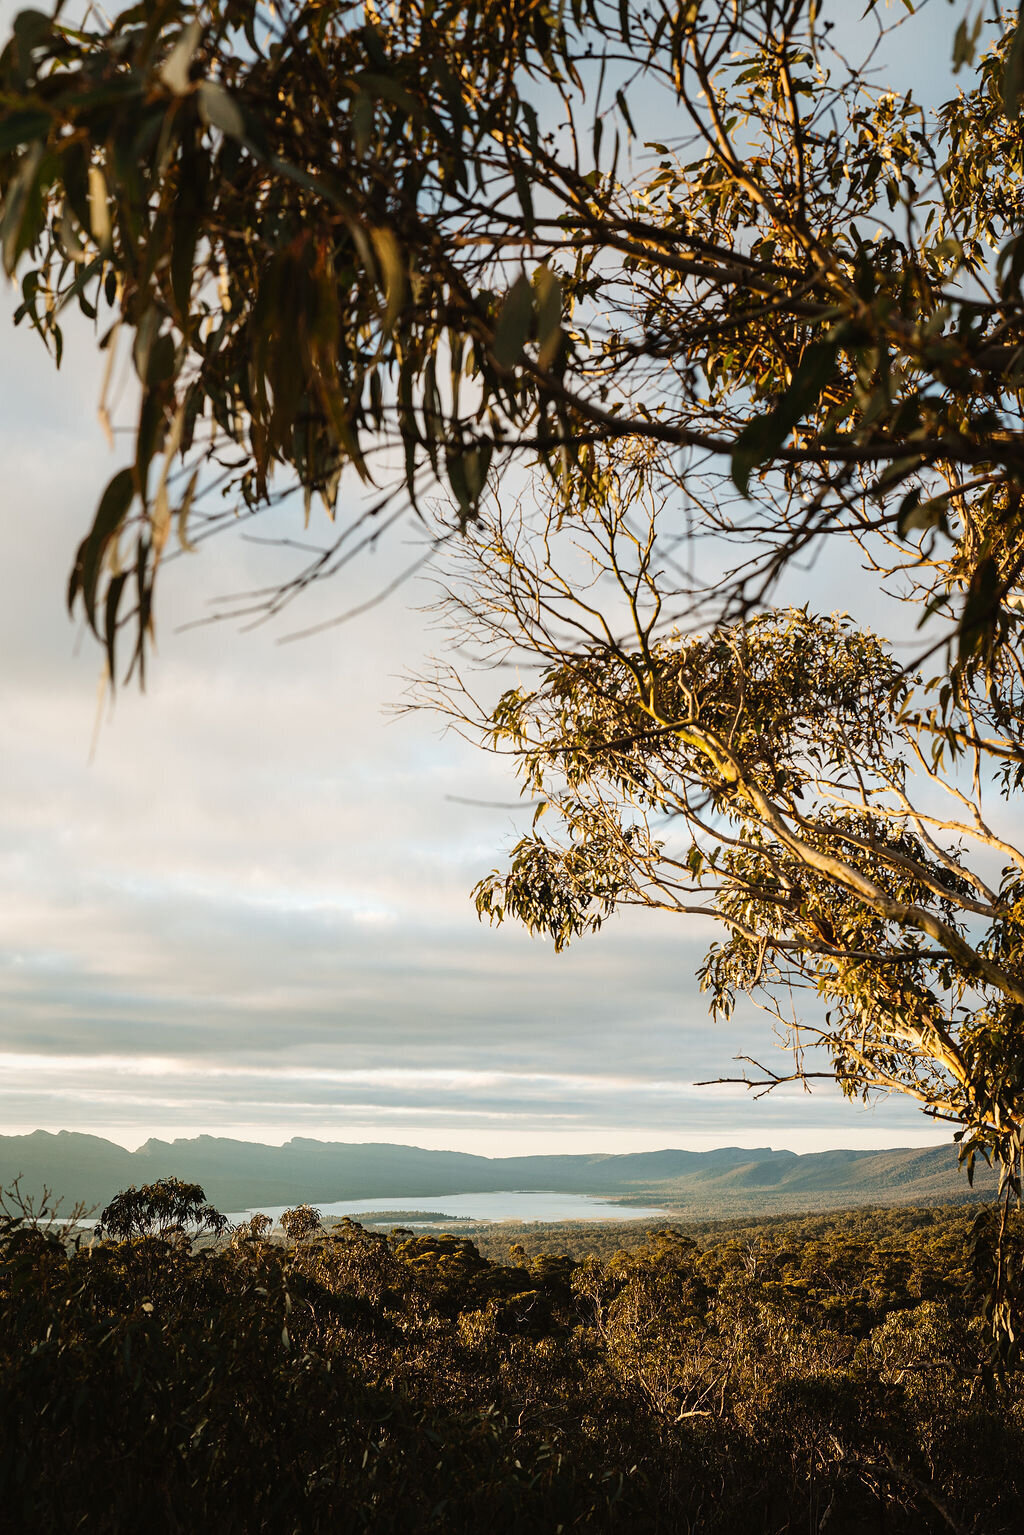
[0, 121, 963, 1159]
[0, 1046, 945, 1155]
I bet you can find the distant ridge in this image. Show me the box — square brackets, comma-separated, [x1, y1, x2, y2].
[0, 1131, 995, 1217]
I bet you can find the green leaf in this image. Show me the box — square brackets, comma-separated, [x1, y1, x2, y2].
[731, 342, 838, 495]
[351, 91, 373, 159]
[492, 274, 533, 370]
[370, 226, 405, 332]
[58, 203, 86, 264]
[869, 456, 923, 499]
[533, 266, 562, 371]
[87, 164, 111, 255]
[960, 554, 1000, 659]
[132, 306, 160, 384]
[354, 72, 420, 120]
[177, 468, 200, 552]
[953, 13, 983, 72]
[159, 19, 203, 97]
[447, 448, 471, 520]
[198, 81, 245, 141]
[462, 439, 493, 502]
[897, 490, 948, 537]
[0, 140, 43, 275]
[511, 161, 535, 233]
[103, 570, 129, 684]
[170, 211, 199, 319]
[68, 467, 135, 631]
[146, 331, 176, 389]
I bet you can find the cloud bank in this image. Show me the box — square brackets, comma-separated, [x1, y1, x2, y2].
[0, 8, 967, 1157]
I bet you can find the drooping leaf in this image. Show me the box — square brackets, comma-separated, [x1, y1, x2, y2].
[87, 164, 111, 254]
[0, 140, 43, 274]
[370, 226, 405, 332]
[732, 342, 838, 495]
[534, 266, 562, 372]
[198, 81, 245, 142]
[492, 274, 533, 370]
[177, 468, 200, 552]
[68, 467, 135, 631]
[960, 554, 1000, 659]
[159, 19, 202, 97]
[897, 490, 948, 538]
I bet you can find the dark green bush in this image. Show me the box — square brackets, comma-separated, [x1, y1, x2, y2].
[1, 1189, 1021, 1533]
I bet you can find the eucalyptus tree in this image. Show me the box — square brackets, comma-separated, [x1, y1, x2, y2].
[422, 473, 1024, 1341]
[97, 1176, 228, 1240]
[1, 0, 1023, 686]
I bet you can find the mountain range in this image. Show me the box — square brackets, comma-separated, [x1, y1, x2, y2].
[0, 1130, 996, 1218]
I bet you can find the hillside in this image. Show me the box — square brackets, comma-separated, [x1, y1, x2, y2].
[0, 1130, 996, 1216]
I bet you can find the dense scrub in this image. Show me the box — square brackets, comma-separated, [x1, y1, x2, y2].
[462, 1204, 986, 1268]
[1, 1195, 1021, 1534]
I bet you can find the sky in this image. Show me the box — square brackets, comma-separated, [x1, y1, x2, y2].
[0, 0, 980, 1159]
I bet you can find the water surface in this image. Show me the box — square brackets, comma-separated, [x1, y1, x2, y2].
[231, 1190, 669, 1226]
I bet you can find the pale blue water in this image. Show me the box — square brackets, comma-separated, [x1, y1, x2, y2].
[229, 1190, 669, 1225]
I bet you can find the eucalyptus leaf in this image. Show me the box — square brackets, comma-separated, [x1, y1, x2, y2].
[159, 19, 202, 97]
[492, 274, 533, 370]
[198, 80, 245, 142]
[87, 164, 111, 253]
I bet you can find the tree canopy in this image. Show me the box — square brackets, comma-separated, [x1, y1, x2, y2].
[97, 1176, 229, 1240]
[428, 511, 1024, 1220]
[1, 0, 1021, 677]
[5, 1189, 1022, 1532]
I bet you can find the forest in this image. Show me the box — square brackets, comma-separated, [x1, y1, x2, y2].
[1, 1181, 1022, 1533]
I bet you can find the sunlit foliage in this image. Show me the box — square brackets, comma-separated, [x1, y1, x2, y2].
[2, 1, 1024, 681]
[428, 509, 1024, 1339]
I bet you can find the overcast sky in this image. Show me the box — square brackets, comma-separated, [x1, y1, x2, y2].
[0, 1, 974, 1157]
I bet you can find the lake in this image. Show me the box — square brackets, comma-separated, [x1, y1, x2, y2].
[229, 1190, 670, 1226]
